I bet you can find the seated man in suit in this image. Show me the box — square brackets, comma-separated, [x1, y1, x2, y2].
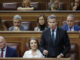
[8, 15, 26, 31]
[0, 36, 18, 57]
[61, 14, 80, 31]
[39, 15, 70, 58]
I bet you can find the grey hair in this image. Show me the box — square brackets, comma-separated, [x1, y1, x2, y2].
[67, 14, 74, 19]
[48, 14, 57, 21]
[0, 36, 6, 41]
[13, 15, 22, 21]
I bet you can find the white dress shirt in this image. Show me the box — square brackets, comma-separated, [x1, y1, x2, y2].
[50, 27, 57, 40]
[23, 49, 44, 58]
[0, 47, 7, 58]
[68, 26, 74, 31]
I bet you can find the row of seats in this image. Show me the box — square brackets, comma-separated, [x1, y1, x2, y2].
[4, 21, 36, 30]
[7, 42, 79, 60]
[0, 1, 78, 10]
[4, 20, 80, 31]
[0, 2, 39, 10]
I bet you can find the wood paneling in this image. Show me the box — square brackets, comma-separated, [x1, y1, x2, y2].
[0, 0, 77, 10]
[0, 11, 80, 26]
[0, 58, 71, 60]
[0, 31, 80, 59]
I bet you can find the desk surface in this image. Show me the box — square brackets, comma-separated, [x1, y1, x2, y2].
[0, 58, 71, 60]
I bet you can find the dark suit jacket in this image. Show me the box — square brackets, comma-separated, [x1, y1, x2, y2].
[39, 27, 70, 57]
[61, 25, 80, 31]
[6, 46, 18, 57]
[8, 25, 25, 31]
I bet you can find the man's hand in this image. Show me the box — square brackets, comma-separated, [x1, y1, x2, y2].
[43, 50, 48, 55]
[13, 26, 20, 31]
[57, 54, 62, 58]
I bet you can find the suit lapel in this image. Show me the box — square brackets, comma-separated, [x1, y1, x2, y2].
[47, 28, 53, 46]
[47, 28, 60, 47]
[55, 27, 60, 46]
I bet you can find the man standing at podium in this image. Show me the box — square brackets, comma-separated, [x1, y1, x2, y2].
[39, 15, 70, 58]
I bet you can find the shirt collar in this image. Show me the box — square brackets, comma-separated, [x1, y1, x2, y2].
[68, 25, 74, 30]
[0, 46, 7, 51]
[50, 27, 57, 32]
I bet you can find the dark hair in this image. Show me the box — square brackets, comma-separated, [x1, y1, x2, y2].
[28, 37, 39, 49]
[37, 14, 47, 27]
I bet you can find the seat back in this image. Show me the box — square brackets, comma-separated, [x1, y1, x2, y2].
[75, 20, 80, 26]
[66, 43, 79, 60]
[7, 42, 21, 57]
[2, 2, 18, 10]
[21, 21, 36, 31]
[30, 2, 39, 10]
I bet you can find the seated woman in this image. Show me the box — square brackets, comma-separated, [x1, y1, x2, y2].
[49, 0, 62, 11]
[23, 37, 44, 58]
[34, 15, 47, 31]
[0, 17, 7, 31]
[72, 2, 80, 11]
[17, 0, 34, 11]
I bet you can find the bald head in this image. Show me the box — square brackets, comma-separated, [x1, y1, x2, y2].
[0, 36, 6, 49]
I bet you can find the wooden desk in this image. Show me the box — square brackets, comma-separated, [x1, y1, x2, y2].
[0, 58, 71, 60]
[0, 31, 80, 59]
[0, 11, 80, 26]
